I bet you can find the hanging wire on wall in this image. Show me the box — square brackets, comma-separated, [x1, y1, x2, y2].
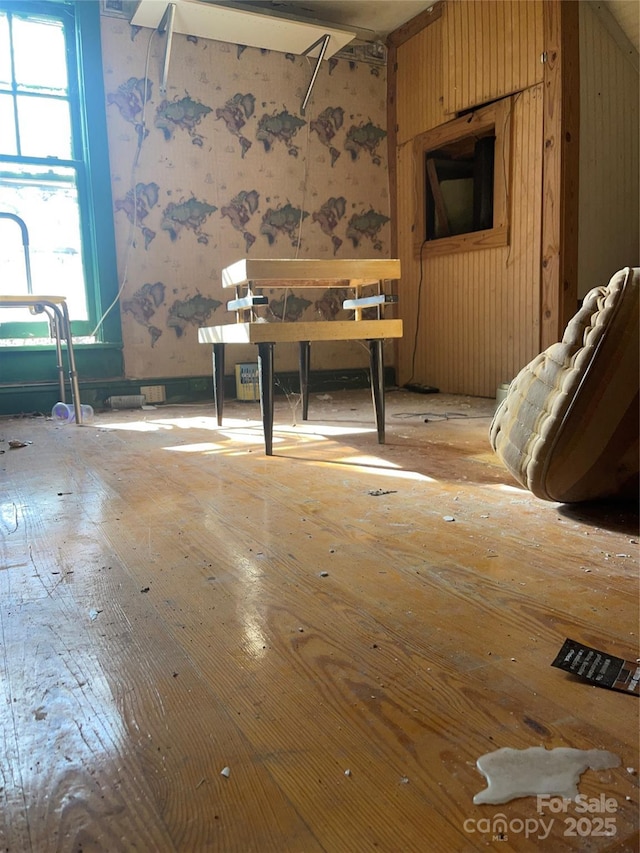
[281, 51, 314, 322]
[90, 26, 157, 338]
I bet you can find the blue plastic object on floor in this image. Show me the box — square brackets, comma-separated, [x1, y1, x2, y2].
[51, 402, 94, 424]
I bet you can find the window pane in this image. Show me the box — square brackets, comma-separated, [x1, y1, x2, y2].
[0, 93, 17, 153]
[0, 164, 88, 322]
[0, 13, 10, 86]
[17, 95, 72, 158]
[12, 16, 68, 93]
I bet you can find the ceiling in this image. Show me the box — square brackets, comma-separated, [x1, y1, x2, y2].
[227, 1, 438, 40]
[236, 0, 639, 50]
[606, 0, 639, 51]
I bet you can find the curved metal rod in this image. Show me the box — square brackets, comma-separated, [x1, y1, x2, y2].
[0, 211, 33, 293]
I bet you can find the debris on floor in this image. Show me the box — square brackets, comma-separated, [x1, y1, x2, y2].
[106, 395, 145, 410]
[473, 746, 621, 805]
[551, 637, 640, 695]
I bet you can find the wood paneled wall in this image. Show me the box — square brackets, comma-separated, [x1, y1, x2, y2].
[395, 16, 447, 144]
[578, 2, 640, 297]
[540, 0, 580, 346]
[397, 86, 544, 396]
[442, 0, 544, 114]
[392, 0, 546, 397]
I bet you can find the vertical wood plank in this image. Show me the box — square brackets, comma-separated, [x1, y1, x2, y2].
[541, 0, 580, 350]
[443, 1, 544, 114]
[387, 43, 399, 260]
[393, 13, 446, 144]
[496, 1, 506, 98]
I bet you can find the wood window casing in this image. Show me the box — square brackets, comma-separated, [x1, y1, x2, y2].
[413, 96, 513, 258]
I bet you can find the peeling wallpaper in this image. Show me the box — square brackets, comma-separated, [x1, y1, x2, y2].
[100, 17, 392, 380]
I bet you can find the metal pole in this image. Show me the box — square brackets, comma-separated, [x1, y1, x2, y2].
[158, 3, 176, 95]
[301, 34, 330, 116]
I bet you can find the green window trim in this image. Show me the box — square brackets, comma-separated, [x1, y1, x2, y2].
[73, 0, 121, 345]
[0, 0, 122, 384]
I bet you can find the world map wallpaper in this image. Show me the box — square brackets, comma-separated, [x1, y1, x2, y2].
[100, 15, 392, 379]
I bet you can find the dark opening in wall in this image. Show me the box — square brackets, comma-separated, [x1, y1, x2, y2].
[425, 133, 495, 241]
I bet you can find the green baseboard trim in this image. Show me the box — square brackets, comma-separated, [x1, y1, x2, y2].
[0, 367, 397, 417]
[0, 342, 124, 384]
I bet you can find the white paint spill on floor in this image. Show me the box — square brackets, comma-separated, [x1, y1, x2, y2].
[473, 746, 621, 805]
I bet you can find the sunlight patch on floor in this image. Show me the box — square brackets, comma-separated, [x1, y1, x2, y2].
[338, 454, 401, 469]
[164, 442, 224, 453]
[98, 416, 374, 442]
[485, 482, 530, 494]
[338, 462, 437, 483]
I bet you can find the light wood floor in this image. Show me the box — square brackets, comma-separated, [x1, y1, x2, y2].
[1, 389, 638, 852]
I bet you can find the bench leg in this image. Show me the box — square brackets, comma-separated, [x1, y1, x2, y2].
[258, 342, 275, 456]
[369, 339, 385, 444]
[299, 341, 310, 421]
[212, 343, 225, 426]
[56, 301, 83, 426]
[49, 311, 66, 405]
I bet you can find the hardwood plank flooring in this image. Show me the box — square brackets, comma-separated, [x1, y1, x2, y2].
[1, 389, 638, 852]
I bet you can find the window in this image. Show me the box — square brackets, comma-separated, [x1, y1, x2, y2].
[414, 97, 512, 258]
[0, 0, 118, 342]
[425, 133, 495, 240]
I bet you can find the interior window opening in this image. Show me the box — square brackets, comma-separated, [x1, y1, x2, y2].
[425, 131, 495, 241]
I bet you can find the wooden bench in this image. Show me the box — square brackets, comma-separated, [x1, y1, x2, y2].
[198, 258, 402, 455]
[0, 294, 84, 424]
